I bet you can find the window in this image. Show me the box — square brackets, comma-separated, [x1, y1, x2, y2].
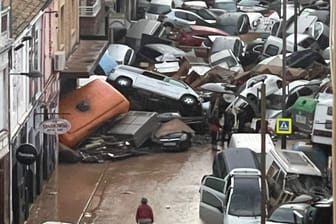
[327, 106, 332, 115]
[298, 37, 316, 48]
[1, 14, 8, 33]
[325, 120, 332, 129]
[175, 11, 187, 19]
[186, 13, 198, 21]
[264, 44, 279, 56]
[0, 69, 7, 130]
[204, 177, 225, 192]
[202, 191, 223, 210]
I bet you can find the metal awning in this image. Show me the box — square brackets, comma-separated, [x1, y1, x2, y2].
[60, 40, 108, 78]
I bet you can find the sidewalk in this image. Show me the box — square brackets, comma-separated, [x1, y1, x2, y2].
[26, 163, 108, 224]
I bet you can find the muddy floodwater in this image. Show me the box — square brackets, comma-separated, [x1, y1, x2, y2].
[27, 142, 215, 224]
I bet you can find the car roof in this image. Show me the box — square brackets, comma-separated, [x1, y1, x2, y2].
[270, 149, 322, 176]
[220, 147, 259, 171]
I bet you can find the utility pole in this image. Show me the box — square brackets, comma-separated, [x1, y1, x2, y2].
[293, 0, 298, 52]
[281, 0, 287, 149]
[330, 1, 336, 223]
[260, 82, 266, 224]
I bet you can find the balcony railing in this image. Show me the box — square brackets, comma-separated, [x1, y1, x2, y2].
[79, 0, 101, 17]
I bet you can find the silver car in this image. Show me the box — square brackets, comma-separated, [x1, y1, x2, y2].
[107, 65, 201, 106]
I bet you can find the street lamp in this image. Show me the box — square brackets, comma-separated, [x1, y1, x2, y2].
[9, 71, 43, 78]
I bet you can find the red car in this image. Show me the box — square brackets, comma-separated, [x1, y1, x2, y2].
[176, 25, 229, 46]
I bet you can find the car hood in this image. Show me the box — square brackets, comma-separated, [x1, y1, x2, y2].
[226, 214, 261, 224]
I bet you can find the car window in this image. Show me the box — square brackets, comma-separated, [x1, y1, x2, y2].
[124, 49, 133, 64]
[140, 47, 162, 61]
[264, 44, 279, 57]
[211, 56, 237, 67]
[298, 37, 316, 49]
[147, 4, 171, 14]
[286, 93, 298, 108]
[269, 207, 305, 223]
[204, 177, 225, 192]
[165, 78, 188, 88]
[228, 177, 261, 216]
[142, 71, 165, 80]
[214, 2, 237, 11]
[197, 9, 217, 20]
[266, 94, 282, 110]
[327, 106, 332, 115]
[186, 13, 198, 21]
[175, 11, 187, 19]
[202, 191, 223, 209]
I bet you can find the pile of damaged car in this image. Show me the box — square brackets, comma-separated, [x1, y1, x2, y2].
[57, 1, 332, 222]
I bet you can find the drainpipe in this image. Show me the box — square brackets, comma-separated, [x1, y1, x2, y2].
[330, 0, 336, 223]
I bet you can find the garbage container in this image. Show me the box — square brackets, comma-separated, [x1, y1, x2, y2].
[290, 96, 317, 133]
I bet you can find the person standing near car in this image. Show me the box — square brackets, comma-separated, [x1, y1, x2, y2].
[136, 197, 154, 224]
[209, 93, 221, 150]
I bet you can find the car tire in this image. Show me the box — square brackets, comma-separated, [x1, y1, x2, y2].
[115, 77, 132, 87]
[180, 95, 197, 106]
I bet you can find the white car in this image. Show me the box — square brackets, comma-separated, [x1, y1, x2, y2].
[209, 49, 244, 72]
[106, 44, 135, 65]
[107, 65, 201, 106]
[160, 8, 216, 29]
[199, 169, 264, 224]
[229, 74, 283, 110]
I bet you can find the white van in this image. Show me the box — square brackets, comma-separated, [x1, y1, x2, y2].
[260, 33, 320, 60]
[311, 97, 332, 146]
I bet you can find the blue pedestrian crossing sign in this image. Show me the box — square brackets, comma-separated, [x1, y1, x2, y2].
[276, 118, 292, 134]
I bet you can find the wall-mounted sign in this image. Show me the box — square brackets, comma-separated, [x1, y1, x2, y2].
[16, 143, 38, 165]
[40, 118, 71, 135]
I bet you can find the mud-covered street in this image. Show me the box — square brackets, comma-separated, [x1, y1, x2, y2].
[27, 141, 215, 224]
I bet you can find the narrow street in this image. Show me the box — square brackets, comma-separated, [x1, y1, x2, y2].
[26, 141, 215, 224]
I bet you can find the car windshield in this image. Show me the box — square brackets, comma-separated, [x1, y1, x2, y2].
[147, 4, 171, 14]
[266, 94, 282, 110]
[269, 207, 305, 223]
[228, 177, 261, 216]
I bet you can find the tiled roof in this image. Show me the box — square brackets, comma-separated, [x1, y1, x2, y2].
[10, 0, 50, 38]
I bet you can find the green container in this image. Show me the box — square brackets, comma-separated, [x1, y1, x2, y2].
[290, 96, 317, 133]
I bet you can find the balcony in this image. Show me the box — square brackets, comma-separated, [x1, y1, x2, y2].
[79, 0, 102, 17]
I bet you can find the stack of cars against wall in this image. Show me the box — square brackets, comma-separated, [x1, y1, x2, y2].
[58, 3, 332, 219]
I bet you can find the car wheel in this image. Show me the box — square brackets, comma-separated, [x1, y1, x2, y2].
[180, 95, 197, 106]
[116, 77, 132, 87]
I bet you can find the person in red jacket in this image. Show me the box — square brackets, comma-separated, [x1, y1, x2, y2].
[136, 197, 154, 224]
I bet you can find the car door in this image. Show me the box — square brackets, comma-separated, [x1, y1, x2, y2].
[133, 71, 166, 94]
[199, 175, 226, 224]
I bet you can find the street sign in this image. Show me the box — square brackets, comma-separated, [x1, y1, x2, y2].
[276, 118, 292, 134]
[40, 118, 71, 135]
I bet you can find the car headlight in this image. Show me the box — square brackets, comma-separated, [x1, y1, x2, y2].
[180, 133, 188, 141]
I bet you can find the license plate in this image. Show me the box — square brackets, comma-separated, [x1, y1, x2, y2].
[296, 114, 306, 124]
[163, 142, 177, 146]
